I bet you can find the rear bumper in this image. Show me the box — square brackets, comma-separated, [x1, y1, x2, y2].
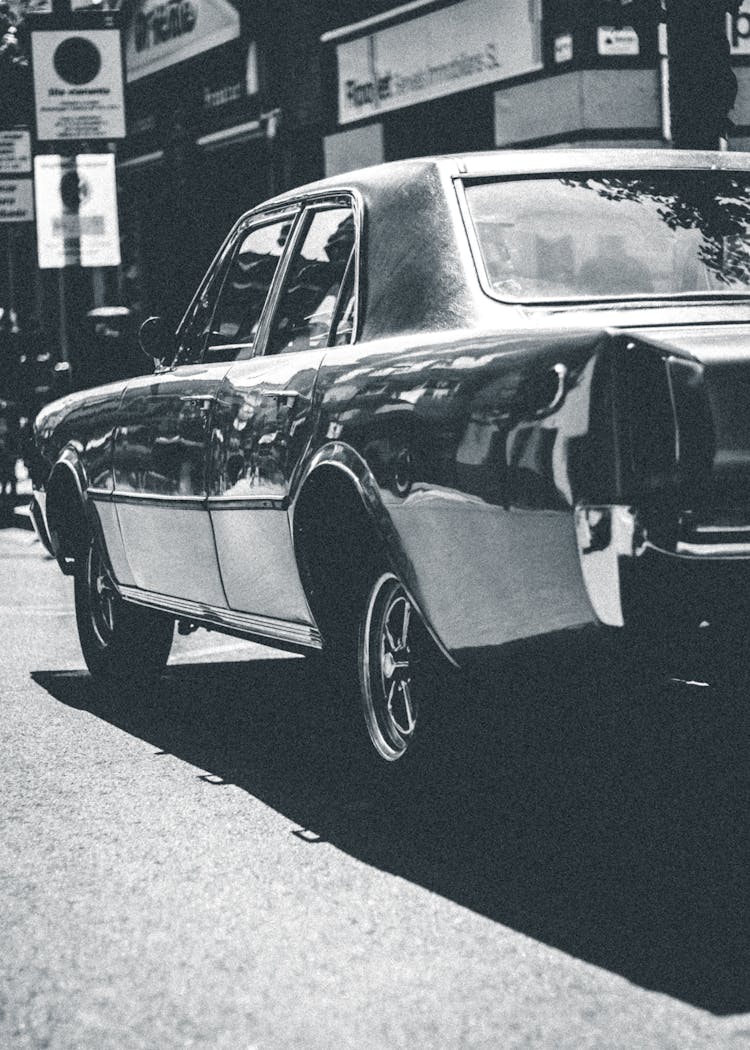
[576, 504, 750, 631]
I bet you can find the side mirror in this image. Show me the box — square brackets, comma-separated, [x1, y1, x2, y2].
[138, 316, 173, 367]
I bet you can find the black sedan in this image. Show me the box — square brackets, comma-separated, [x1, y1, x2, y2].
[31, 149, 750, 763]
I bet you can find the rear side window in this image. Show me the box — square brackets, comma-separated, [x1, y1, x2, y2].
[266, 206, 355, 355]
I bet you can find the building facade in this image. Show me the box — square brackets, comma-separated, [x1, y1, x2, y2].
[6, 0, 750, 395]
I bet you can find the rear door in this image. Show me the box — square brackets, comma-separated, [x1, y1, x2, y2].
[207, 199, 357, 625]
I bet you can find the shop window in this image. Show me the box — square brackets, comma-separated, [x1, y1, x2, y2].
[266, 206, 355, 356]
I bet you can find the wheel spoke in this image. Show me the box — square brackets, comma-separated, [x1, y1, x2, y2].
[400, 681, 416, 734]
[400, 600, 411, 649]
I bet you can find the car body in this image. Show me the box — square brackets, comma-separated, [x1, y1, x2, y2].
[31, 149, 750, 761]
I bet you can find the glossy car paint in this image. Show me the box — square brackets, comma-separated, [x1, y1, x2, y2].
[32, 150, 750, 663]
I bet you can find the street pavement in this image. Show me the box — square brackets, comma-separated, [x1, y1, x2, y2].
[1, 524, 749, 1049]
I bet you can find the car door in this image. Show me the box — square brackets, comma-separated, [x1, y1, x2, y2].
[207, 199, 357, 627]
[112, 210, 296, 605]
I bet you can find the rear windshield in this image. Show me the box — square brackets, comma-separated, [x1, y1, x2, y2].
[463, 172, 750, 302]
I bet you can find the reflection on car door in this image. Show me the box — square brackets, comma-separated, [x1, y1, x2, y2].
[113, 364, 229, 604]
[208, 202, 356, 626]
[112, 213, 295, 605]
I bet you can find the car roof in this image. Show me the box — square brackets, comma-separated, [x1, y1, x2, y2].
[258, 148, 750, 211]
[241, 148, 750, 342]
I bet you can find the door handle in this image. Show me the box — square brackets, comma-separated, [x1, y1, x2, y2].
[268, 390, 301, 408]
[179, 395, 216, 420]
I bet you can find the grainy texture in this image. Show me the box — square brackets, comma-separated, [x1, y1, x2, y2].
[1, 526, 748, 1049]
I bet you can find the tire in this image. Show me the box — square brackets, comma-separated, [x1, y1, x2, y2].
[327, 569, 441, 767]
[74, 537, 173, 687]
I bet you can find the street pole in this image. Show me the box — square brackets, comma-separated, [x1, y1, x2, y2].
[57, 269, 68, 364]
[665, 0, 739, 149]
[7, 225, 15, 317]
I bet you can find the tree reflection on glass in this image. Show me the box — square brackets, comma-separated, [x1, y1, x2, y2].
[561, 173, 750, 290]
[466, 172, 750, 300]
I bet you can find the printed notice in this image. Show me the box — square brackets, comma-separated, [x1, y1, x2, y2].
[0, 130, 32, 175]
[32, 30, 126, 141]
[0, 180, 34, 223]
[34, 154, 120, 267]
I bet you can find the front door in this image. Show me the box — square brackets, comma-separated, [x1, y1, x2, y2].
[112, 363, 228, 605]
[112, 209, 297, 606]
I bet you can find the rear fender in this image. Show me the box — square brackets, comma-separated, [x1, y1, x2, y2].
[292, 441, 457, 666]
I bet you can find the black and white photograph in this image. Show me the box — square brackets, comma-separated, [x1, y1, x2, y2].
[1, 1, 748, 1047]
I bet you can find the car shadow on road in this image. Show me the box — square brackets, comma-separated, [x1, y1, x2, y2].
[33, 631, 749, 1017]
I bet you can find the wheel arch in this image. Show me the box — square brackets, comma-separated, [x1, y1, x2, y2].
[44, 447, 92, 574]
[291, 442, 456, 666]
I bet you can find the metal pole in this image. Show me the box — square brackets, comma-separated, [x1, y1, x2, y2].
[58, 268, 69, 363]
[6, 227, 15, 315]
[658, 17, 672, 145]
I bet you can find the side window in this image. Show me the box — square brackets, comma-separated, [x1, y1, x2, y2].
[331, 252, 356, 346]
[266, 206, 355, 356]
[173, 238, 235, 365]
[204, 218, 292, 364]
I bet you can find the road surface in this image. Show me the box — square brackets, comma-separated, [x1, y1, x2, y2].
[1, 525, 748, 1049]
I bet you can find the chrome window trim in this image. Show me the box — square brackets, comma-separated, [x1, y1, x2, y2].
[117, 583, 322, 650]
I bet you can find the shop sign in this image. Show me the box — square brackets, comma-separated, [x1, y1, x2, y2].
[34, 154, 121, 268]
[31, 30, 126, 141]
[125, 0, 240, 83]
[729, 0, 750, 53]
[336, 0, 542, 126]
[0, 129, 32, 175]
[554, 34, 573, 64]
[597, 26, 639, 56]
[0, 179, 34, 223]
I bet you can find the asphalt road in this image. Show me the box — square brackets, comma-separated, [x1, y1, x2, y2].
[1, 523, 749, 1049]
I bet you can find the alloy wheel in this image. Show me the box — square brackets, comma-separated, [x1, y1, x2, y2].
[360, 572, 419, 761]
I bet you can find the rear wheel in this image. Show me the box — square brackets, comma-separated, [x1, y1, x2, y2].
[358, 572, 421, 761]
[74, 537, 173, 686]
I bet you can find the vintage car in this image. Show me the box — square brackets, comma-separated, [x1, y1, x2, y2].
[31, 149, 750, 763]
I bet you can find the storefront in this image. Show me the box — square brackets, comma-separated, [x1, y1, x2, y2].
[118, 0, 273, 325]
[320, 0, 667, 176]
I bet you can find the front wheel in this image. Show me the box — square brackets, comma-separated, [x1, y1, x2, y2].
[74, 538, 173, 686]
[357, 572, 428, 762]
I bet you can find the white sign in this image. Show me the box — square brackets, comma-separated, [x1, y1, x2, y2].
[597, 26, 639, 56]
[0, 129, 32, 174]
[554, 34, 573, 64]
[729, 1, 750, 54]
[125, 0, 240, 82]
[336, 0, 542, 125]
[0, 180, 34, 223]
[34, 154, 121, 268]
[31, 30, 126, 141]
